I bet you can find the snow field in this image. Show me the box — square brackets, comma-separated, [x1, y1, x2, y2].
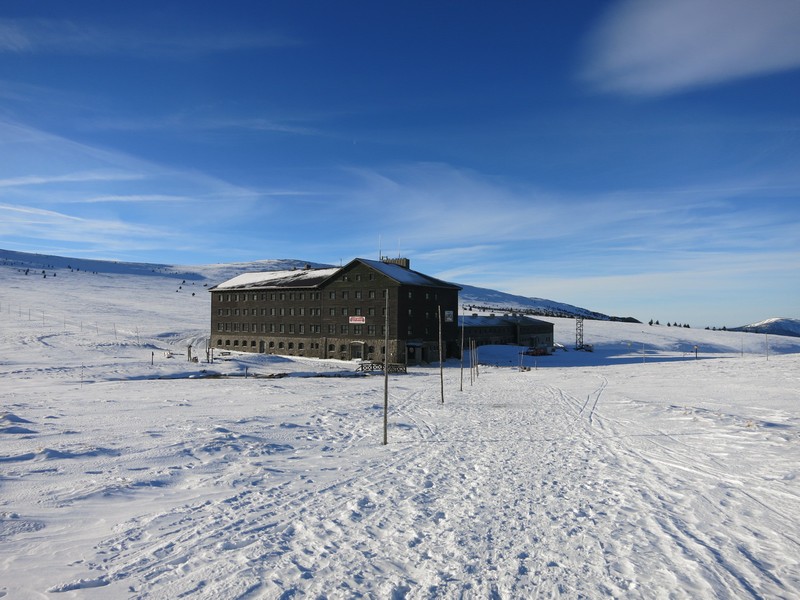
[1, 261, 799, 598]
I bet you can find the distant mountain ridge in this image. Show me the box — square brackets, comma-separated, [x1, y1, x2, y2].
[2, 248, 790, 330]
[731, 318, 800, 339]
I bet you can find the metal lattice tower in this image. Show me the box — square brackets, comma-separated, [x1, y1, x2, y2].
[575, 316, 584, 349]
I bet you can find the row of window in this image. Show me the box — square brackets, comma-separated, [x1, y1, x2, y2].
[215, 338, 385, 355]
[217, 322, 383, 336]
[216, 288, 442, 303]
[216, 306, 381, 317]
[216, 289, 387, 303]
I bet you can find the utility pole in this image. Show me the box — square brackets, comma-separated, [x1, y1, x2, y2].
[438, 306, 444, 404]
[459, 317, 465, 392]
[383, 289, 389, 445]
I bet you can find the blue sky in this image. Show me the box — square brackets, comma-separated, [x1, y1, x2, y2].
[1, 0, 799, 327]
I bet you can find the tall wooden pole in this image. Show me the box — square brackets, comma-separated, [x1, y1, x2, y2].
[459, 317, 464, 392]
[438, 306, 444, 404]
[383, 289, 389, 445]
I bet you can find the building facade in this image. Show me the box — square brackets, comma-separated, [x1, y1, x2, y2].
[460, 314, 554, 352]
[209, 258, 461, 363]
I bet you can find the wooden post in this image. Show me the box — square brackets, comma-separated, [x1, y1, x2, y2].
[383, 289, 389, 445]
[459, 317, 464, 392]
[438, 306, 444, 404]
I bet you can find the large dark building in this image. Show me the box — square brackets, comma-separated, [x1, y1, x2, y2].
[209, 258, 461, 364]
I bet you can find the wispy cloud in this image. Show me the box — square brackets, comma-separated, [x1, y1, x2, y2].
[580, 0, 800, 95]
[0, 171, 141, 188]
[0, 18, 300, 58]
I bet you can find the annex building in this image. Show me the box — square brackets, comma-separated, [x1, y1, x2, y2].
[460, 313, 554, 353]
[209, 258, 461, 364]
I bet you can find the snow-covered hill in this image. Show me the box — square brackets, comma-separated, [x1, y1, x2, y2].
[732, 317, 800, 339]
[1, 249, 629, 321]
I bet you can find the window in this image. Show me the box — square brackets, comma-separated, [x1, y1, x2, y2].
[369, 290, 376, 299]
[328, 324, 335, 333]
[299, 324, 305, 333]
[270, 324, 276, 333]
[340, 325, 348, 334]
[217, 323, 223, 331]
[288, 342, 294, 349]
[289, 324, 295, 333]
[354, 307, 362, 316]
[368, 325, 376, 335]
[270, 308, 276, 316]
[369, 308, 376, 316]
[280, 293, 286, 300]
[354, 325, 362, 335]
[270, 293, 276, 301]
[298, 343, 305, 350]
[243, 323, 249, 332]
[279, 324, 285, 333]
[355, 290, 362, 299]
[234, 323, 240, 332]
[243, 309, 248, 316]
[341, 291, 349, 299]
[234, 308, 240, 316]
[269, 341, 275, 348]
[341, 308, 348, 316]
[279, 308, 286, 316]
[225, 308, 231, 316]
[217, 339, 222, 345]
[289, 292, 295, 300]
[224, 323, 230, 332]
[279, 342, 285, 349]
[329, 292, 336, 299]
[329, 308, 336, 316]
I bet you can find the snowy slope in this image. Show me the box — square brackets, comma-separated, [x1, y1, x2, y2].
[2, 250, 800, 598]
[2, 249, 617, 320]
[732, 317, 800, 338]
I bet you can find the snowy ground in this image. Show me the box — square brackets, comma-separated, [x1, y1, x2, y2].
[1, 264, 800, 598]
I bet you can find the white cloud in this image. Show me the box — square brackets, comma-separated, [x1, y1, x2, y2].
[0, 18, 299, 58]
[581, 0, 800, 95]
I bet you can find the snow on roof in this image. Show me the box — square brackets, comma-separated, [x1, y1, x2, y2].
[356, 259, 460, 289]
[459, 314, 553, 329]
[211, 259, 460, 291]
[211, 267, 340, 290]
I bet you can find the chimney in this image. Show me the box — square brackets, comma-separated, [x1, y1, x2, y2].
[381, 257, 411, 269]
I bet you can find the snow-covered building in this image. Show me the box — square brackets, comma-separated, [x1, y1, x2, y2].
[460, 313, 554, 352]
[209, 258, 461, 363]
